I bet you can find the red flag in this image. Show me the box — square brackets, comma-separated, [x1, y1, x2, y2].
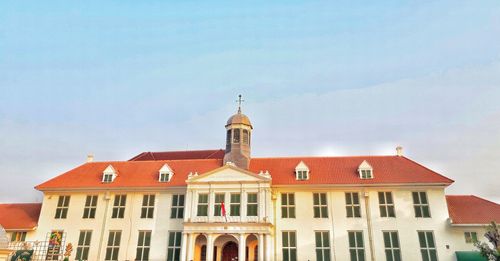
[221, 201, 226, 217]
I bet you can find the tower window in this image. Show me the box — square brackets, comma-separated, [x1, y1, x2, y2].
[233, 129, 240, 143]
[243, 129, 249, 144]
[226, 129, 232, 151]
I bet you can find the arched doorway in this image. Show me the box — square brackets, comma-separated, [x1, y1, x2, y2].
[222, 241, 238, 261]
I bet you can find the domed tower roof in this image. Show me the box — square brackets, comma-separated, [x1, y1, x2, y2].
[226, 112, 252, 128]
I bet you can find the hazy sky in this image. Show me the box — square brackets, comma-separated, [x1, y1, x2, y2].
[1, 1, 499, 203]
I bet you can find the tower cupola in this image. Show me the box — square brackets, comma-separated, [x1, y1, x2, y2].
[223, 95, 253, 169]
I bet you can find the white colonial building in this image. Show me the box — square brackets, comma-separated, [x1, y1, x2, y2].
[1, 107, 499, 261]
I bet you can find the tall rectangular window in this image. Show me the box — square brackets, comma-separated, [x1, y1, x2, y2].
[136, 231, 151, 261]
[282, 231, 297, 261]
[464, 232, 478, 244]
[281, 193, 296, 218]
[10, 232, 27, 242]
[230, 193, 241, 216]
[167, 231, 182, 261]
[83, 195, 98, 219]
[76, 230, 92, 261]
[141, 194, 155, 219]
[105, 231, 121, 261]
[413, 192, 431, 218]
[247, 193, 258, 216]
[55, 195, 70, 219]
[418, 231, 437, 261]
[315, 231, 331, 261]
[348, 231, 365, 261]
[379, 192, 395, 218]
[346, 192, 361, 218]
[214, 193, 225, 216]
[197, 194, 208, 216]
[170, 194, 185, 219]
[111, 195, 126, 219]
[313, 193, 328, 218]
[383, 231, 401, 261]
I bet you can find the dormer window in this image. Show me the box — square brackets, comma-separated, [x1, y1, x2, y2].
[295, 161, 310, 180]
[159, 164, 174, 182]
[358, 160, 373, 179]
[102, 165, 117, 183]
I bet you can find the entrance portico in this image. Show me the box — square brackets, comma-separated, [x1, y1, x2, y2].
[181, 230, 270, 261]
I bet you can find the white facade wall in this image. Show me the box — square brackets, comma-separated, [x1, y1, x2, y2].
[31, 185, 488, 261]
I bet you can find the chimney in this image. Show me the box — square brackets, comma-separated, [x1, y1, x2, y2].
[396, 146, 403, 157]
[87, 154, 94, 163]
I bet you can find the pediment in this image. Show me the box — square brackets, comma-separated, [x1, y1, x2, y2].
[187, 164, 270, 183]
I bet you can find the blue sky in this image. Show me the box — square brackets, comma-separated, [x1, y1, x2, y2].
[1, 1, 499, 202]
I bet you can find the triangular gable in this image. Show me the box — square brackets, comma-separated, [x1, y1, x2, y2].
[187, 164, 270, 183]
[358, 160, 372, 170]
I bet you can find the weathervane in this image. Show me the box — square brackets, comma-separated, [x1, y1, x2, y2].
[236, 94, 244, 113]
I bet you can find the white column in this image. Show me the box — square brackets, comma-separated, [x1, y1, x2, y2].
[187, 233, 195, 261]
[265, 234, 272, 261]
[180, 232, 189, 261]
[239, 233, 246, 261]
[206, 234, 214, 261]
[259, 188, 265, 221]
[258, 233, 264, 261]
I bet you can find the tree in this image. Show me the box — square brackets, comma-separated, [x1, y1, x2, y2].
[475, 221, 500, 261]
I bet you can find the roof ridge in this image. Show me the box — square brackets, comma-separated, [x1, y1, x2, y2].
[252, 155, 399, 160]
[90, 158, 223, 164]
[0, 202, 42, 205]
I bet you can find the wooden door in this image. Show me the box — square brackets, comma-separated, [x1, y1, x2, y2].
[222, 241, 238, 261]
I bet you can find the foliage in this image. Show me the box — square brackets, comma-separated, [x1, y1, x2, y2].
[475, 221, 500, 261]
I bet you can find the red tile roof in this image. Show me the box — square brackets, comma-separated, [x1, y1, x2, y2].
[0, 203, 41, 230]
[36, 155, 453, 190]
[249, 156, 453, 185]
[446, 195, 500, 225]
[129, 149, 225, 161]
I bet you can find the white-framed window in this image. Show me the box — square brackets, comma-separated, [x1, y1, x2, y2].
[378, 192, 395, 217]
[170, 194, 185, 219]
[418, 231, 437, 261]
[313, 193, 328, 218]
[76, 230, 92, 261]
[345, 192, 361, 218]
[111, 195, 126, 219]
[105, 231, 121, 261]
[197, 194, 208, 216]
[295, 161, 310, 180]
[10, 232, 27, 242]
[159, 164, 173, 182]
[159, 172, 170, 182]
[358, 160, 373, 179]
[348, 231, 365, 261]
[360, 169, 373, 179]
[247, 193, 258, 216]
[135, 231, 151, 261]
[167, 231, 182, 261]
[230, 193, 241, 216]
[141, 194, 155, 219]
[83, 195, 98, 219]
[315, 231, 331, 261]
[281, 193, 296, 218]
[282, 231, 297, 261]
[412, 192, 431, 218]
[214, 193, 225, 216]
[103, 173, 113, 182]
[383, 231, 401, 261]
[55, 195, 70, 219]
[464, 232, 478, 244]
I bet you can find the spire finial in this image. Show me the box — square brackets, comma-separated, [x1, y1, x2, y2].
[236, 94, 244, 113]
